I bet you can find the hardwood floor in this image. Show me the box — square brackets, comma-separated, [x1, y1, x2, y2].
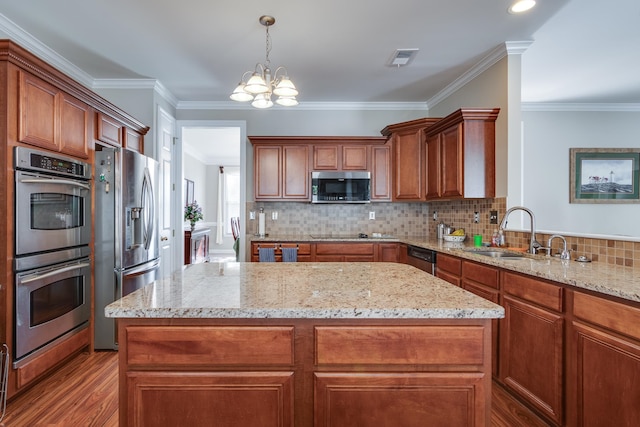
[2, 351, 551, 426]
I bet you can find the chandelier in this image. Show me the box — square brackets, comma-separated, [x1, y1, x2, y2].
[230, 15, 299, 108]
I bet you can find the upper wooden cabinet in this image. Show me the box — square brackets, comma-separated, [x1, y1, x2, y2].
[381, 118, 440, 201]
[424, 108, 499, 200]
[18, 71, 90, 158]
[96, 112, 145, 153]
[251, 140, 310, 200]
[370, 143, 391, 201]
[250, 136, 387, 202]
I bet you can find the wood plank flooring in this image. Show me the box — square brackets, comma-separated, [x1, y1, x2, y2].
[2, 350, 551, 426]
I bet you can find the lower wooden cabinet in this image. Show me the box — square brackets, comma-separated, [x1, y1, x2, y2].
[568, 291, 640, 427]
[435, 253, 462, 286]
[118, 319, 493, 427]
[315, 242, 375, 262]
[250, 241, 398, 262]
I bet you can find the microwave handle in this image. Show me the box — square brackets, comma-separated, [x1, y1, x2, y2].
[19, 178, 91, 191]
[19, 262, 91, 284]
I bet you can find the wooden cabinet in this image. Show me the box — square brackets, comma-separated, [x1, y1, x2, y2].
[312, 144, 368, 170]
[96, 112, 145, 152]
[381, 118, 440, 201]
[500, 271, 564, 425]
[184, 228, 210, 265]
[424, 108, 499, 200]
[118, 317, 493, 426]
[370, 144, 391, 201]
[18, 71, 90, 158]
[252, 141, 310, 200]
[251, 242, 312, 262]
[462, 261, 500, 376]
[568, 291, 640, 427]
[435, 252, 462, 286]
[377, 242, 400, 262]
[315, 242, 376, 262]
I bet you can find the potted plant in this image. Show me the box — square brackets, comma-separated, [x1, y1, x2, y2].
[184, 200, 203, 230]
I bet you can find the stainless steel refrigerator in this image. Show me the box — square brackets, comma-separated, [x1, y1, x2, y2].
[94, 146, 160, 349]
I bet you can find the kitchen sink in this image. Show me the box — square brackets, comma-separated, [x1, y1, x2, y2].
[466, 250, 525, 259]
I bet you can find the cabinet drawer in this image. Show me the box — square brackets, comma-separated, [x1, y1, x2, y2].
[315, 326, 486, 366]
[315, 243, 375, 255]
[463, 261, 499, 289]
[437, 253, 462, 276]
[125, 326, 294, 366]
[502, 271, 563, 312]
[573, 291, 640, 341]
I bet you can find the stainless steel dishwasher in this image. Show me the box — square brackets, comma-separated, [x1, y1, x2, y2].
[406, 245, 437, 275]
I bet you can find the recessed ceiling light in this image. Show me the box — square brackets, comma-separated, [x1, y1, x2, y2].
[508, 0, 536, 14]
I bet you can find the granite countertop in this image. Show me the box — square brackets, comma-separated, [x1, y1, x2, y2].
[105, 262, 504, 320]
[249, 234, 640, 303]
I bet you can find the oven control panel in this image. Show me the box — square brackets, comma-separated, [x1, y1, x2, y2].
[15, 146, 91, 180]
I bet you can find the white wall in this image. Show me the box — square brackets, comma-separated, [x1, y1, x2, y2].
[521, 109, 640, 239]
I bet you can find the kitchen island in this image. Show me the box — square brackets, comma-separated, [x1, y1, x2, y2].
[107, 262, 503, 427]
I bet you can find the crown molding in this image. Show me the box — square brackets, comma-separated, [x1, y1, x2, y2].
[93, 78, 179, 107]
[522, 102, 640, 112]
[176, 100, 429, 111]
[427, 41, 533, 109]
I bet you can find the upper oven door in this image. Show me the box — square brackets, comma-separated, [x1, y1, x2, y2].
[15, 170, 91, 256]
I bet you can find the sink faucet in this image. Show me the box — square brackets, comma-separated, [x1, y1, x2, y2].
[547, 234, 571, 260]
[498, 206, 542, 254]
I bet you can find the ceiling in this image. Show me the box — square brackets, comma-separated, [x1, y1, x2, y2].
[0, 1, 638, 163]
[1, 0, 638, 107]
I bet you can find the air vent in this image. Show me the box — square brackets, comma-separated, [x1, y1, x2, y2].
[387, 48, 419, 67]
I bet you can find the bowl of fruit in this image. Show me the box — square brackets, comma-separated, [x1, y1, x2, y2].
[443, 228, 466, 242]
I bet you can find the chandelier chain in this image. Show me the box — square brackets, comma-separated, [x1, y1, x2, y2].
[264, 26, 272, 69]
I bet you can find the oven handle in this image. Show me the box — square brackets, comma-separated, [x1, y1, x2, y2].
[20, 262, 91, 284]
[19, 178, 91, 191]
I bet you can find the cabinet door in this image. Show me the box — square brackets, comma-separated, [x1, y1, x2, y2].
[424, 133, 441, 199]
[254, 145, 282, 199]
[342, 145, 368, 170]
[59, 93, 89, 158]
[282, 145, 309, 199]
[440, 124, 464, 198]
[500, 296, 564, 424]
[315, 372, 487, 427]
[371, 145, 391, 201]
[392, 130, 423, 200]
[313, 145, 338, 170]
[18, 72, 58, 151]
[377, 243, 399, 262]
[124, 127, 144, 153]
[571, 321, 640, 427]
[96, 112, 123, 146]
[127, 371, 294, 427]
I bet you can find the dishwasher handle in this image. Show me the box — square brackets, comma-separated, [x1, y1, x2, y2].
[407, 246, 437, 263]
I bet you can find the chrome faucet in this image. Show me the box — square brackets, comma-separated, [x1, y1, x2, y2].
[547, 234, 571, 260]
[498, 206, 542, 254]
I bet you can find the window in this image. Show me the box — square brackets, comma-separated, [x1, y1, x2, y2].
[224, 167, 240, 235]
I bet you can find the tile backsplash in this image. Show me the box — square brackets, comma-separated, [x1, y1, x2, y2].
[247, 198, 639, 267]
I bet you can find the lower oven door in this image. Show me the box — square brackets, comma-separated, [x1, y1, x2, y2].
[15, 258, 91, 361]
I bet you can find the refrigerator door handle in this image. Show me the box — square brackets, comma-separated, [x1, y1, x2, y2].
[120, 258, 161, 277]
[141, 167, 155, 251]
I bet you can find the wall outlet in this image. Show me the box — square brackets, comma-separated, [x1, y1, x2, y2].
[490, 210, 498, 224]
[474, 211, 479, 223]
[433, 211, 438, 221]
[249, 211, 256, 220]
[369, 211, 375, 220]
[272, 211, 278, 220]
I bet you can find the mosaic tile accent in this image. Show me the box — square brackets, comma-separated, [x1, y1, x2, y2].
[246, 198, 639, 267]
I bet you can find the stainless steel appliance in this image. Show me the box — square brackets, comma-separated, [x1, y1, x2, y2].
[406, 245, 437, 275]
[311, 171, 370, 203]
[14, 147, 91, 256]
[94, 147, 160, 349]
[13, 147, 92, 366]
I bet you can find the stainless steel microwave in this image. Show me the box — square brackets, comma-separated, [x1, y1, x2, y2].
[311, 171, 370, 203]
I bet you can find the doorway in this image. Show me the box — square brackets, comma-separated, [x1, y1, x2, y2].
[177, 120, 247, 263]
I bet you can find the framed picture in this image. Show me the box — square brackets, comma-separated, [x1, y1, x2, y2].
[184, 179, 194, 205]
[570, 148, 640, 203]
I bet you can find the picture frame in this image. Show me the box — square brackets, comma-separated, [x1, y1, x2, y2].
[184, 179, 194, 206]
[570, 148, 640, 203]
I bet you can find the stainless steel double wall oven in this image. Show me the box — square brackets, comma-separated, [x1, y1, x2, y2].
[13, 147, 92, 366]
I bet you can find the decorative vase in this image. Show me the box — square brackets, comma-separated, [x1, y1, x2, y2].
[190, 221, 196, 231]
